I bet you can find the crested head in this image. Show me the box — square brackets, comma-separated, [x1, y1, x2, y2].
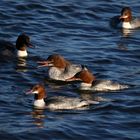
[27, 84, 46, 100]
[26, 84, 46, 108]
[16, 33, 32, 51]
[46, 54, 70, 68]
[120, 7, 132, 22]
[74, 68, 96, 84]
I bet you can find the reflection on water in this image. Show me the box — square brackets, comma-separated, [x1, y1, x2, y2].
[16, 57, 28, 72]
[117, 43, 128, 50]
[117, 28, 136, 50]
[121, 28, 135, 37]
[0, 0, 140, 139]
[17, 57, 27, 67]
[31, 108, 46, 128]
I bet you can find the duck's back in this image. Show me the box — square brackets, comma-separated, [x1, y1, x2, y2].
[92, 80, 129, 91]
[65, 64, 82, 75]
[45, 96, 90, 110]
[62, 64, 82, 80]
[110, 16, 121, 28]
[0, 40, 15, 56]
[131, 17, 140, 28]
[48, 64, 82, 81]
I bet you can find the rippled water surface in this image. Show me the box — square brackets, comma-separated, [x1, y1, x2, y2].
[0, 0, 140, 139]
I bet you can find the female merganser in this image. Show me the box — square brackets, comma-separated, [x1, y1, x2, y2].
[26, 84, 99, 110]
[111, 7, 140, 29]
[0, 33, 34, 58]
[66, 67, 129, 91]
[38, 54, 82, 81]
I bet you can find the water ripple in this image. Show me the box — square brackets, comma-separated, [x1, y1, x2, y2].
[0, 0, 140, 139]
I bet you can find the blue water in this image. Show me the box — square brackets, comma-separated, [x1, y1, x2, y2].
[0, 0, 140, 139]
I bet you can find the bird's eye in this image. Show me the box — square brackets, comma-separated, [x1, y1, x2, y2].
[34, 87, 38, 90]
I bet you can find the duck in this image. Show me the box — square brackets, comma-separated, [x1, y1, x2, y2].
[66, 67, 129, 91]
[26, 84, 99, 110]
[110, 7, 140, 29]
[37, 54, 82, 81]
[0, 33, 34, 58]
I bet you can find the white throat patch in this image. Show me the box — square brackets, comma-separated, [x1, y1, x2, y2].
[32, 91, 39, 94]
[34, 99, 45, 108]
[17, 50, 28, 57]
[122, 22, 132, 29]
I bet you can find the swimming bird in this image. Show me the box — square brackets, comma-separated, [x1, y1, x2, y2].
[38, 54, 82, 81]
[26, 84, 99, 110]
[110, 7, 140, 29]
[0, 33, 34, 58]
[66, 67, 129, 91]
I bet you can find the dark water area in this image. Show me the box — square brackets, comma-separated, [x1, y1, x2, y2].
[0, 0, 140, 139]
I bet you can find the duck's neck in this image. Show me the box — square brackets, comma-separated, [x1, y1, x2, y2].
[122, 22, 132, 29]
[17, 50, 28, 57]
[34, 99, 45, 108]
[80, 82, 92, 89]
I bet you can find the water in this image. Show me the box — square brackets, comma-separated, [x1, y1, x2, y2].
[0, 0, 140, 139]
